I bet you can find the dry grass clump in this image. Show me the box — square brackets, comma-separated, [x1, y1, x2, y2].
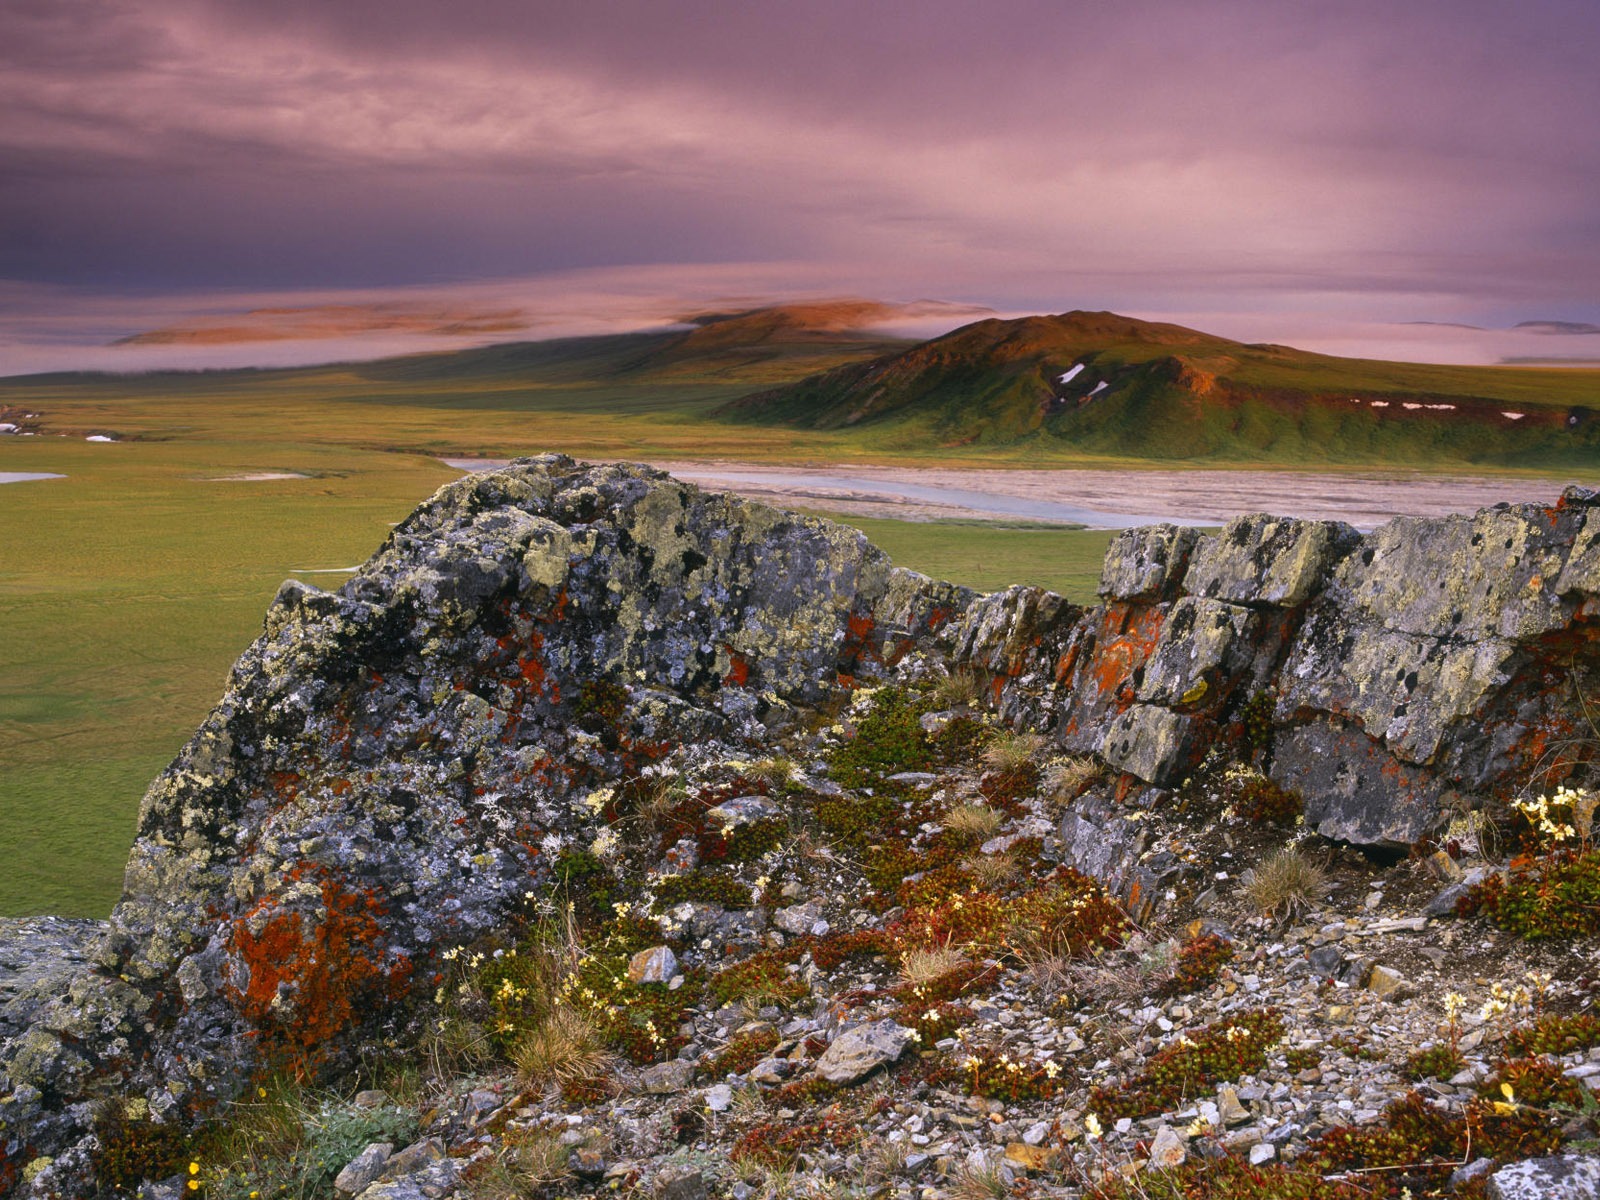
[1242, 845, 1327, 922]
[942, 802, 1004, 839]
[476, 1127, 574, 1198]
[1044, 935, 1177, 1002]
[962, 850, 1020, 888]
[983, 731, 1046, 774]
[1044, 755, 1106, 804]
[899, 944, 970, 987]
[627, 775, 688, 835]
[933, 668, 986, 709]
[511, 1006, 617, 1094]
[949, 1158, 1009, 1200]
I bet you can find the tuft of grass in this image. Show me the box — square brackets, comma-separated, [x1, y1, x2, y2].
[962, 850, 1020, 888]
[475, 1127, 575, 1199]
[982, 731, 1046, 775]
[191, 1078, 418, 1200]
[511, 1006, 617, 1095]
[1044, 755, 1105, 804]
[1242, 846, 1327, 922]
[932, 668, 986, 709]
[744, 756, 797, 792]
[899, 945, 971, 988]
[1049, 935, 1176, 1003]
[942, 803, 1004, 840]
[948, 1158, 1010, 1200]
[626, 775, 690, 836]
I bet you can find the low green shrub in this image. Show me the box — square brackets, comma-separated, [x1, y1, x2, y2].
[1089, 1009, 1284, 1120]
[1460, 848, 1600, 938]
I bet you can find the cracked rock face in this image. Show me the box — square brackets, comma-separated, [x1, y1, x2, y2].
[5, 462, 1600, 1197]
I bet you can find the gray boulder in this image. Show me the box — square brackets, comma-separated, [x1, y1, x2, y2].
[815, 1019, 914, 1084]
[1488, 1154, 1600, 1199]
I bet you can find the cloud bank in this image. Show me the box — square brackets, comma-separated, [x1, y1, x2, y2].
[1, 0, 1597, 367]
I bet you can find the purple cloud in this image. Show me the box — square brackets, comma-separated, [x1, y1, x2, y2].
[0, 0, 1596, 352]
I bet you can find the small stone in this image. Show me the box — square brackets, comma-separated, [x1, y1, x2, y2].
[1424, 849, 1463, 883]
[1307, 945, 1346, 977]
[815, 1020, 914, 1084]
[774, 901, 825, 935]
[334, 1143, 392, 1195]
[1366, 965, 1406, 998]
[1147, 1126, 1187, 1170]
[748, 1057, 791, 1084]
[1217, 1086, 1250, 1126]
[665, 837, 700, 872]
[1004, 1143, 1057, 1171]
[705, 1084, 734, 1111]
[639, 1059, 695, 1094]
[1451, 1157, 1495, 1188]
[463, 1089, 501, 1123]
[352, 1090, 390, 1109]
[380, 1138, 443, 1179]
[572, 1148, 606, 1178]
[628, 946, 680, 984]
[707, 795, 778, 828]
[1022, 1121, 1050, 1146]
[1249, 1143, 1276, 1166]
[656, 1165, 709, 1200]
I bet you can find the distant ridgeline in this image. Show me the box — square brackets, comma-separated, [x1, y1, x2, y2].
[722, 310, 1600, 464]
[6, 456, 1600, 1194]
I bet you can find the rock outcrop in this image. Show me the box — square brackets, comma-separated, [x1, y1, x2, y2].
[4, 457, 1600, 1196]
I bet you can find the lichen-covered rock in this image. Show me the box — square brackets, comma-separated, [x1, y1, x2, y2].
[0, 456, 972, 1190]
[1076, 490, 1600, 847]
[1099, 704, 1197, 786]
[1487, 1153, 1600, 1199]
[1098, 524, 1200, 603]
[1135, 597, 1262, 707]
[1184, 515, 1357, 608]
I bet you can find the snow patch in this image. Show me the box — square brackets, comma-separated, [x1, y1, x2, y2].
[1369, 401, 1390, 408]
[86, 434, 117, 442]
[1057, 363, 1086, 385]
[1502, 411, 1526, 420]
[1088, 381, 1109, 397]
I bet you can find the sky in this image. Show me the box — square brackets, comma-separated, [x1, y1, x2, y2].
[2, 0, 1599, 373]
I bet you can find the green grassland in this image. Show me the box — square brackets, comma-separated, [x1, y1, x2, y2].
[0, 324, 1120, 915]
[1, 307, 1591, 915]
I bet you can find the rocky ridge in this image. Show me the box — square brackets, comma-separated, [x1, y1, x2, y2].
[5, 456, 1600, 1198]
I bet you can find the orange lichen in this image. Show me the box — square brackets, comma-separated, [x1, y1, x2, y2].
[722, 650, 751, 687]
[224, 869, 407, 1073]
[1085, 603, 1167, 707]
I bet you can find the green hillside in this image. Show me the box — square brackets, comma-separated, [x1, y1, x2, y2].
[721, 311, 1600, 466]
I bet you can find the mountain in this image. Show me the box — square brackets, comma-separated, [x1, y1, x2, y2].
[720, 310, 1600, 465]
